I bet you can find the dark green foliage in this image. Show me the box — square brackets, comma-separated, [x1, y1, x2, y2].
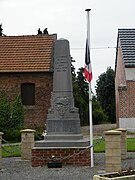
[10, 94, 24, 129]
[72, 60, 114, 125]
[76, 68, 89, 125]
[71, 57, 76, 83]
[34, 129, 44, 141]
[3, 129, 21, 142]
[72, 66, 109, 125]
[92, 95, 109, 124]
[95, 67, 116, 123]
[0, 92, 24, 142]
[0, 92, 11, 130]
[72, 66, 89, 126]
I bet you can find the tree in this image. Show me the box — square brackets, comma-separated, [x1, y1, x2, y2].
[92, 95, 109, 125]
[10, 94, 24, 129]
[71, 61, 109, 125]
[75, 67, 89, 125]
[72, 68, 88, 125]
[0, 92, 10, 130]
[95, 67, 116, 123]
[0, 92, 24, 141]
[71, 58, 89, 125]
[71, 60, 114, 125]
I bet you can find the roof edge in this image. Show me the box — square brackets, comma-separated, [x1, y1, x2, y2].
[0, 33, 57, 39]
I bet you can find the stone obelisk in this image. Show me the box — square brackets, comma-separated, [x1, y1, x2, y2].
[32, 39, 90, 167]
[35, 38, 89, 147]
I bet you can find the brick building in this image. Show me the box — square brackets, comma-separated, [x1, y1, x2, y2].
[115, 29, 135, 132]
[0, 34, 57, 130]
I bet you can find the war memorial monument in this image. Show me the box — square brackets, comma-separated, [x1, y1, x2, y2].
[32, 39, 90, 166]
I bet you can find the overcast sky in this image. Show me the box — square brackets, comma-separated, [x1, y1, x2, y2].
[0, 0, 135, 91]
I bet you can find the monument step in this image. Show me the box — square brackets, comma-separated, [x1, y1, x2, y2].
[44, 134, 83, 140]
[34, 138, 90, 148]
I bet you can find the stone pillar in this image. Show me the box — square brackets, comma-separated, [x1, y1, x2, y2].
[20, 129, 35, 160]
[104, 130, 121, 172]
[0, 132, 3, 169]
[116, 128, 127, 160]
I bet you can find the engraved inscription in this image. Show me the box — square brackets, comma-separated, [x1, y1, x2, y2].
[55, 57, 68, 72]
[50, 121, 77, 133]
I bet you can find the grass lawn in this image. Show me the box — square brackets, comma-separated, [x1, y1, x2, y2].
[1, 138, 135, 157]
[94, 138, 135, 153]
[2, 144, 21, 157]
[127, 138, 135, 152]
[93, 138, 105, 153]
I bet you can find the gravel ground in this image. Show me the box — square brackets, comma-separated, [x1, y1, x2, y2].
[0, 152, 135, 180]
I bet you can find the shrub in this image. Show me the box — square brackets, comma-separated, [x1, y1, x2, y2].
[10, 94, 24, 129]
[0, 92, 11, 130]
[3, 129, 21, 143]
[0, 92, 24, 142]
[35, 130, 44, 141]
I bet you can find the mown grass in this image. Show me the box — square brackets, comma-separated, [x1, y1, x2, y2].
[127, 138, 135, 152]
[94, 138, 135, 153]
[2, 144, 21, 157]
[93, 138, 105, 153]
[1, 138, 135, 157]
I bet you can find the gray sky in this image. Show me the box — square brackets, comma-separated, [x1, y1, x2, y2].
[0, 0, 135, 91]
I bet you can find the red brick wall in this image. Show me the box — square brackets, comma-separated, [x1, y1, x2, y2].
[115, 42, 135, 124]
[119, 81, 135, 118]
[32, 148, 90, 167]
[115, 47, 127, 87]
[0, 72, 53, 130]
[115, 44, 127, 125]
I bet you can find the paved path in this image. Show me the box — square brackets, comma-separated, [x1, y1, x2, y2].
[0, 153, 135, 180]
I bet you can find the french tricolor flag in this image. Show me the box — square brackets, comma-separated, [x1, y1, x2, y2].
[84, 39, 92, 82]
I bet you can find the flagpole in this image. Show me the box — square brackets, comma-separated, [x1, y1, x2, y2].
[85, 8, 94, 167]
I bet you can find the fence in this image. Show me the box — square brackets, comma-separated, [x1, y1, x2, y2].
[0, 128, 131, 171]
[0, 129, 105, 168]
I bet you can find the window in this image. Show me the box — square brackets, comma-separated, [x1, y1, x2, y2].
[21, 83, 35, 105]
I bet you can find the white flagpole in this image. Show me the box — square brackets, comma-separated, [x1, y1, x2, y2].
[85, 9, 94, 167]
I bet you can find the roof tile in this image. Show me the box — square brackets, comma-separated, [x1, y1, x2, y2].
[0, 35, 55, 72]
[118, 29, 135, 66]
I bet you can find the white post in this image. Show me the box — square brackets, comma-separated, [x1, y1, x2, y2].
[89, 81, 94, 167]
[85, 8, 94, 167]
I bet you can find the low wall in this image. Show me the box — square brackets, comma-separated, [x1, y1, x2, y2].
[32, 147, 90, 167]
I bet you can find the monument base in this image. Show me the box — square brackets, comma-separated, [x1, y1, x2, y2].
[32, 146, 91, 167]
[34, 137, 89, 147]
[32, 137, 90, 167]
[45, 133, 83, 140]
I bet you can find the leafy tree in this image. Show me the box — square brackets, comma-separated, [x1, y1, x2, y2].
[92, 95, 109, 125]
[0, 92, 10, 130]
[71, 63, 108, 125]
[77, 67, 89, 101]
[71, 60, 89, 125]
[71, 57, 76, 83]
[0, 92, 24, 141]
[76, 68, 90, 125]
[10, 94, 24, 129]
[71, 60, 113, 125]
[95, 67, 116, 123]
